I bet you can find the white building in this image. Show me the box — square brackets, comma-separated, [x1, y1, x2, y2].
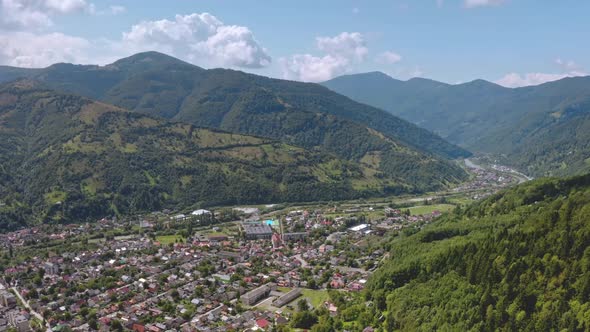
[191, 209, 211, 216]
[349, 224, 369, 232]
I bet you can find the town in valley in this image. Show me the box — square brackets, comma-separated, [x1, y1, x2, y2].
[0, 160, 524, 332]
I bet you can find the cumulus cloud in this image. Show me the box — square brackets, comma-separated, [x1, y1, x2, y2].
[0, 0, 91, 30]
[495, 59, 587, 88]
[376, 51, 402, 64]
[280, 54, 350, 82]
[0, 10, 270, 69]
[316, 32, 368, 61]
[122, 13, 271, 68]
[464, 0, 505, 8]
[0, 0, 131, 68]
[44, 0, 88, 13]
[0, 31, 92, 67]
[281, 32, 370, 82]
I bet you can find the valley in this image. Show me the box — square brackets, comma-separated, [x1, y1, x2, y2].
[0, 60, 471, 232]
[0, 160, 523, 331]
[323, 72, 590, 178]
[0, 66, 588, 331]
[0, 54, 583, 331]
[0, 2, 589, 331]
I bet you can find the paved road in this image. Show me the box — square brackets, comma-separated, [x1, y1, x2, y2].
[11, 287, 52, 331]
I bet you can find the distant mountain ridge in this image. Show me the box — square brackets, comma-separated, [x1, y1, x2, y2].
[0, 52, 470, 201]
[0, 52, 470, 161]
[323, 72, 590, 177]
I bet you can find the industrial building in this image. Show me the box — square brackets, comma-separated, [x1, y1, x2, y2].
[241, 222, 273, 240]
[241, 283, 276, 305]
[272, 288, 301, 307]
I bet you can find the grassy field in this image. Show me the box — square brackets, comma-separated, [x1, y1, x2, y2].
[301, 289, 330, 308]
[156, 234, 185, 245]
[408, 204, 455, 216]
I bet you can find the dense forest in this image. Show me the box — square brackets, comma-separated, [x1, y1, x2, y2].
[342, 173, 590, 331]
[289, 173, 590, 331]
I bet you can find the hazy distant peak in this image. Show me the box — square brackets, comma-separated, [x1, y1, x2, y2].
[463, 78, 500, 87]
[322, 71, 398, 84]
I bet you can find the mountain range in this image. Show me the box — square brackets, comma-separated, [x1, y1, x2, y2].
[0, 52, 470, 160]
[0, 53, 471, 230]
[0, 80, 383, 230]
[323, 72, 590, 177]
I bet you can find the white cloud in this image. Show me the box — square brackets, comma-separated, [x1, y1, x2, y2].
[352, 7, 359, 14]
[316, 32, 368, 61]
[376, 51, 402, 64]
[464, 0, 505, 8]
[87, 4, 126, 16]
[496, 58, 587, 88]
[192, 25, 271, 68]
[44, 0, 88, 13]
[496, 71, 587, 88]
[0, 0, 130, 68]
[0, 31, 92, 67]
[122, 13, 271, 68]
[280, 54, 350, 82]
[0, 11, 271, 70]
[0, 0, 91, 30]
[281, 32, 369, 82]
[496, 73, 569, 88]
[109, 5, 125, 15]
[436, 0, 444, 8]
[555, 58, 584, 74]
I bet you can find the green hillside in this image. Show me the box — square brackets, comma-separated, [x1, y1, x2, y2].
[323, 72, 590, 177]
[0, 52, 470, 162]
[0, 80, 412, 231]
[335, 173, 590, 331]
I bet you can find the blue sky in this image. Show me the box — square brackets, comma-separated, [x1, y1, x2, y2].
[1, 0, 589, 87]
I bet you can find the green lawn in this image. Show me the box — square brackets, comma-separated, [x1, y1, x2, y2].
[409, 204, 455, 216]
[301, 289, 330, 308]
[156, 234, 185, 245]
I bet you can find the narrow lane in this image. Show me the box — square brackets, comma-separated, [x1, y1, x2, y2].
[11, 286, 52, 332]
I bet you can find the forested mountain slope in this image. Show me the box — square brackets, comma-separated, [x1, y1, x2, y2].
[0, 52, 471, 162]
[361, 173, 590, 331]
[323, 72, 590, 177]
[0, 80, 408, 231]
